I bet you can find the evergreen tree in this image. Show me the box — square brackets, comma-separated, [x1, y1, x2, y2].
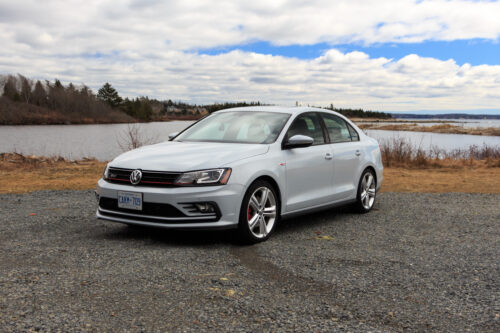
[2, 75, 20, 101]
[97, 82, 122, 108]
[120, 97, 153, 120]
[54, 79, 63, 89]
[32, 80, 47, 106]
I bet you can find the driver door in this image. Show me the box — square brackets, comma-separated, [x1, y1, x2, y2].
[283, 113, 333, 212]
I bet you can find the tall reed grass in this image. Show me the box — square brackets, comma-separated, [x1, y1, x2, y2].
[379, 138, 500, 168]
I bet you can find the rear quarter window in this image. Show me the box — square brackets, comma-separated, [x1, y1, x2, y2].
[347, 123, 360, 141]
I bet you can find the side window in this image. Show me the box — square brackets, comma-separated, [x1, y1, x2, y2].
[347, 123, 359, 141]
[321, 113, 352, 143]
[286, 113, 325, 145]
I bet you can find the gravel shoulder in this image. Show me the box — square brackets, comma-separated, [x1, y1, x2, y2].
[0, 191, 499, 332]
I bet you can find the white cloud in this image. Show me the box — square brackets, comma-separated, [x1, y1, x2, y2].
[2, 47, 500, 112]
[0, 0, 500, 111]
[1, 0, 500, 52]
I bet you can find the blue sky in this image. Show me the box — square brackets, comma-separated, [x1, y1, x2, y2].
[1, 0, 500, 114]
[198, 39, 500, 66]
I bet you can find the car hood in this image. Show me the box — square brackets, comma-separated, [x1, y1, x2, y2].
[109, 141, 270, 171]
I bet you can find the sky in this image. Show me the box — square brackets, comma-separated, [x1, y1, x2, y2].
[1, 0, 500, 114]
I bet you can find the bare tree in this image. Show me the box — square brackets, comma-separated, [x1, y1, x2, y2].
[117, 124, 160, 152]
[18, 74, 33, 103]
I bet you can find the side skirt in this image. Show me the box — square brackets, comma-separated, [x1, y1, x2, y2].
[281, 198, 357, 220]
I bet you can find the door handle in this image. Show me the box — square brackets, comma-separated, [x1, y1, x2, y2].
[325, 153, 333, 160]
[355, 150, 361, 156]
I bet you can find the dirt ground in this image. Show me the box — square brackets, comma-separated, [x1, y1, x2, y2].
[1, 191, 498, 331]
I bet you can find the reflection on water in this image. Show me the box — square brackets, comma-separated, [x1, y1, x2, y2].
[0, 121, 499, 161]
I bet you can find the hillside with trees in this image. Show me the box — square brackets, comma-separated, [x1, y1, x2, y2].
[0, 74, 391, 125]
[0, 75, 134, 125]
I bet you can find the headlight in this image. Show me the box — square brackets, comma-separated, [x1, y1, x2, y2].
[175, 168, 231, 186]
[103, 164, 110, 180]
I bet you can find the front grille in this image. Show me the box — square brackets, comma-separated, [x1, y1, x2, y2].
[99, 197, 186, 217]
[107, 167, 182, 187]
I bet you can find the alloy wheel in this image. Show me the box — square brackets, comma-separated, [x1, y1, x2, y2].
[246, 186, 277, 238]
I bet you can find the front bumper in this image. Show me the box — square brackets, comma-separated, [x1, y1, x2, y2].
[95, 178, 243, 229]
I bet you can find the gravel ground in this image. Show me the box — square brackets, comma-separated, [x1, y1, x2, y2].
[0, 191, 499, 332]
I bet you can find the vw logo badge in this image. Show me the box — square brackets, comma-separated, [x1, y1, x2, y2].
[130, 169, 142, 185]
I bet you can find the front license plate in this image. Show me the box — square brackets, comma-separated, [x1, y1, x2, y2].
[117, 191, 143, 211]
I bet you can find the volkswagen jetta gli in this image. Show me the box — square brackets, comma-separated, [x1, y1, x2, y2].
[96, 107, 383, 243]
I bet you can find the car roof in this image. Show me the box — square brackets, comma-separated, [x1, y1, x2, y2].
[216, 106, 334, 114]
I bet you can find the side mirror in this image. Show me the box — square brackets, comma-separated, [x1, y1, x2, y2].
[168, 132, 179, 141]
[284, 134, 314, 149]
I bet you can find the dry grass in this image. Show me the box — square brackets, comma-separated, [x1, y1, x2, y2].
[358, 123, 500, 136]
[2, 152, 500, 194]
[380, 138, 500, 168]
[381, 167, 500, 193]
[0, 153, 106, 193]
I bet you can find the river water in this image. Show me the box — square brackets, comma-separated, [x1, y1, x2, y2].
[1, 120, 499, 161]
[361, 119, 500, 128]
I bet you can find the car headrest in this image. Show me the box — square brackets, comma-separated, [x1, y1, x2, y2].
[288, 118, 309, 137]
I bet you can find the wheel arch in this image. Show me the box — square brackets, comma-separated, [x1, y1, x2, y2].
[363, 165, 377, 184]
[245, 174, 282, 216]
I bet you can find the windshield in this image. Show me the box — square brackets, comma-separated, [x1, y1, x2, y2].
[174, 111, 291, 144]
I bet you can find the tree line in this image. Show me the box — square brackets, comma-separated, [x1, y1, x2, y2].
[0, 75, 132, 124]
[1, 74, 391, 125]
[323, 104, 391, 119]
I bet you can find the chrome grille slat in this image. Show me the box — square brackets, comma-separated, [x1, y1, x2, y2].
[107, 167, 182, 187]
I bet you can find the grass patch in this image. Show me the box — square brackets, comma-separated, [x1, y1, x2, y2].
[1, 150, 499, 194]
[380, 138, 500, 168]
[1, 153, 106, 193]
[381, 168, 500, 193]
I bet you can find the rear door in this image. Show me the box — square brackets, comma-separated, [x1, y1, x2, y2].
[320, 113, 362, 201]
[283, 112, 333, 212]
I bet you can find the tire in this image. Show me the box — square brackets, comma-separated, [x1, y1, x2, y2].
[354, 169, 377, 213]
[237, 180, 280, 244]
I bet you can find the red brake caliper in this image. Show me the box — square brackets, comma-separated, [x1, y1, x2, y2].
[247, 207, 252, 221]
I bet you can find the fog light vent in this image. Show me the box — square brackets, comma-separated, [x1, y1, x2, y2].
[195, 202, 215, 213]
[181, 202, 219, 216]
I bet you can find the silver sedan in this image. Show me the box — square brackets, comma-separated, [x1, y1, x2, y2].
[96, 106, 383, 243]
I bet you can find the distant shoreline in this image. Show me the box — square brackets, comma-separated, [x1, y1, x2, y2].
[391, 113, 500, 120]
[4, 115, 500, 127]
[358, 123, 500, 137]
[0, 116, 200, 126]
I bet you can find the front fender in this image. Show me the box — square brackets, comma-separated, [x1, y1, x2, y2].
[226, 151, 286, 215]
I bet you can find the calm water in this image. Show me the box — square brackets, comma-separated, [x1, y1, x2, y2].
[0, 121, 193, 161]
[0, 121, 499, 160]
[366, 118, 500, 128]
[365, 129, 500, 151]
